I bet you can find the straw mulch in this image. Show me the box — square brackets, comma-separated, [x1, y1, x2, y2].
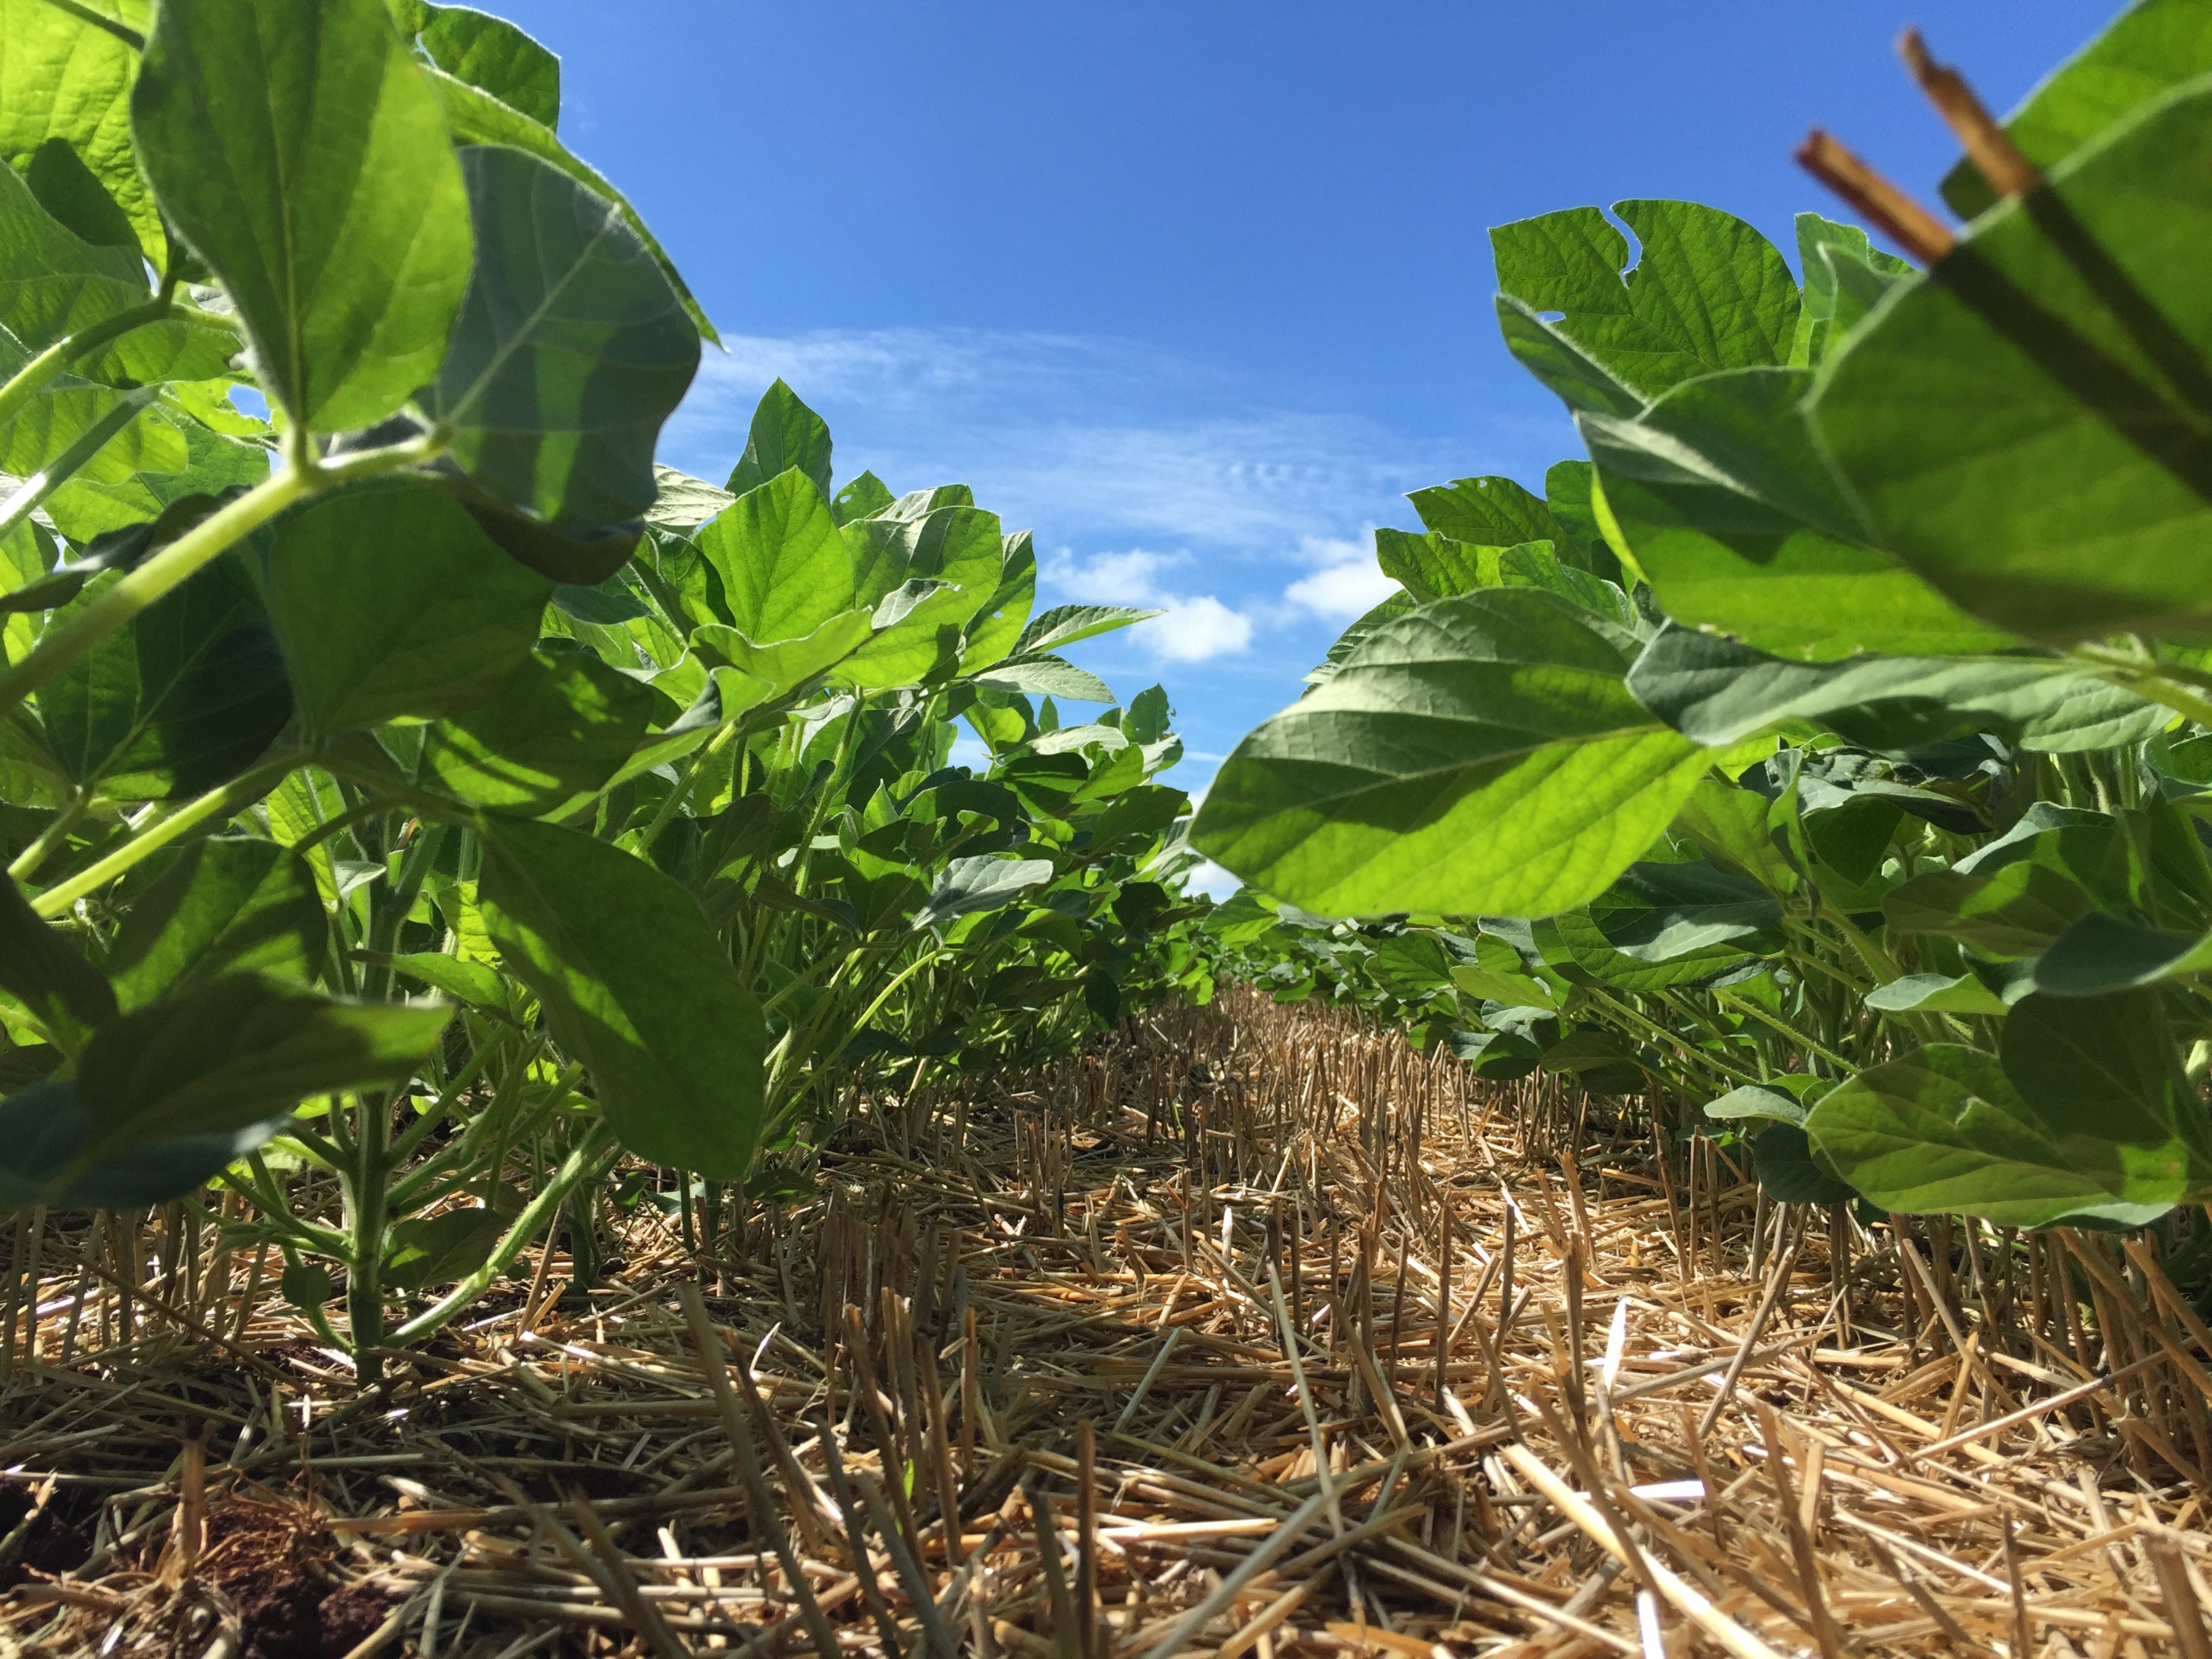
[4, 985, 2211, 1658]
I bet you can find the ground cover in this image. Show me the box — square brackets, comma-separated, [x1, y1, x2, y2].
[5, 989, 2207, 1657]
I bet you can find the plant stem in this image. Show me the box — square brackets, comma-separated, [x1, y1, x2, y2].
[29, 752, 302, 916]
[0, 431, 447, 720]
[6, 790, 92, 882]
[0, 291, 178, 434]
[390, 1119, 615, 1346]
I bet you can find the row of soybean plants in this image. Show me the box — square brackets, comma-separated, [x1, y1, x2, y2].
[1195, 0, 2212, 1245]
[0, 0, 1212, 1380]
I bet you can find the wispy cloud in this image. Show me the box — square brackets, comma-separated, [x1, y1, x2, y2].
[663, 329, 1488, 552]
[1039, 546, 1256, 664]
[1283, 533, 1397, 622]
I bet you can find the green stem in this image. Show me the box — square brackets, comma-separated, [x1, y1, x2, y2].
[0, 431, 446, 720]
[0, 387, 167, 540]
[0, 293, 176, 436]
[1714, 989, 1860, 1073]
[6, 789, 92, 882]
[389, 1120, 616, 1346]
[30, 751, 302, 916]
[633, 720, 740, 855]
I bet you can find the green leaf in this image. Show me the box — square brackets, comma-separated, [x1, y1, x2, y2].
[1671, 777, 1799, 895]
[384, 950, 506, 1008]
[106, 837, 325, 1010]
[1864, 972, 2012, 1016]
[724, 379, 832, 499]
[416, 5, 558, 128]
[1792, 215, 1914, 365]
[1805, 1043, 2167, 1225]
[0, 1078, 293, 1208]
[972, 655, 1114, 703]
[382, 1202, 504, 1290]
[44, 411, 270, 544]
[40, 560, 292, 801]
[0, 162, 232, 386]
[0, 872, 115, 1049]
[0, 0, 164, 265]
[2032, 910, 2212, 995]
[1704, 1084, 1809, 1127]
[1409, 476, 1569, 548]
[254, 485, 552, 737]
[423, 145, 700, 529]
[1305, 592, 1416, 690]
[1882, 819, 2126, 958]
[1809, 990, 2212, 1223]
[1941, 0, 2212, 218]
[693, 609, 873, 700]
[1580, 365, 2011, 659]
[392, 648, 657, 815]
[130, 0, 474, 432]
[1811, 82, 2212, 641]
[76, 973, 451, 1166]
[422, 60, 713, 344]
[476, 819, 762, 1177]
[1750, 1122, 1858, 1204]
[1192, 589, 1707, 918]
[1491, 201, 1799, 407]
[1584, 859, 1780, 959]
[1628, 625, 2166, 754]
[957, 531, 1038, 674]
[830, 470, 895, 526]
[647, 464, 733, 533]
[914, 855, 1054, 930]
[694, 470, 855, 644]
[1011, 603, 1162, 656]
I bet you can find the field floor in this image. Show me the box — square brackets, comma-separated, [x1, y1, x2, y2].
[1, 987, 2207, 1658]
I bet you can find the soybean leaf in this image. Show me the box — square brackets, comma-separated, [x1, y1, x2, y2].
[422, 146, 700, 530]
[1192, 589, 1707, 918]
[476, 819, 762, 1177]
[254, 485, 552, 736]
[0, 0, 163, 264]
[1579, 365, 2011, 659]
[724, 379, 832, 499]
[0, 163, 232, 385]
[73, 974, 451, 1170]
[972, 655, 1113, 703]
[914, 856, 1055, 930]
[44, 413, 270, 544]
[1305, 592, 1416, 690]
[106, 837, 325, 1010]
[1805, 1044, 2170, 1225]
[1811, 84, 2212, 640]
[1011, 604, 1162, 656]
[1751, 1122, 1859, 1204]
[415, 5, 558, 128]
[830, 470, 895, 526]
[423, 62, 714, 341]
[1704, 1084, 1810, 1127]
[1792, 214, 1913, 368]
[1671, 778, 1799, 895]
[2032, 911, 2212, 995]
[0, 1080, 294, 1208]
[1941, 0, 2212, 218]
[1864, 973, 2013, 1016]
[552, 576, 649, 626]
[382, 1202, 504, 1291]
[1883, 840, 2119, 959]
[1810, 990, 2211, 1223]
[384, 951, 506, 1008]
[695, 470, 855, 644]
[130, 0, 474, 432]
[1586, 859, 1780, 959]
[40, 561, 292, 801]
[1629, 625, 2167, 754]
[647, 464, 732, 533]
[392, 649, 657, 815]
[1409, 476, 1569, 550]
[693, 609, 873, 701]
[0, 873, 115, 1050]
[957, 531, 1038, 673]
[1491, 201, 1798, 408]
[2, 491, 232, 616]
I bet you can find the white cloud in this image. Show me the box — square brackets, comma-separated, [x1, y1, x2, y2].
[1041, 548, 1254, 663]
[1149, 596, 1255, 662]
[1183, 859, 1244, 899]
[1284, 532, 1396, 621]
[661, 329, 1549, 555]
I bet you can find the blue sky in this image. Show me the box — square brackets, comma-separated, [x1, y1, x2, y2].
[505, 0, 2111, 864]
